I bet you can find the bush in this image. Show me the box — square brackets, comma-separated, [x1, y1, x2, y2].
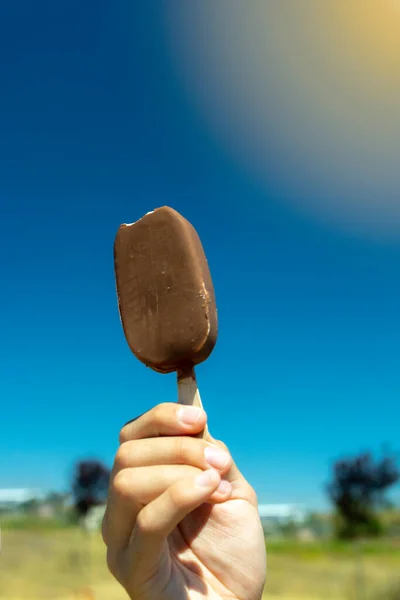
[328, 452, 399, 540]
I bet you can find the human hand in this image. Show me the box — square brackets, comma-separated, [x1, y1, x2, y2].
[102, 403, 266, 599]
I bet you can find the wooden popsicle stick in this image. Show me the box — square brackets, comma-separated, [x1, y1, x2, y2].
[177, 368, 209, 439]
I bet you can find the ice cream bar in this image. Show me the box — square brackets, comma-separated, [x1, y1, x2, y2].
[114, 206, 218, 438]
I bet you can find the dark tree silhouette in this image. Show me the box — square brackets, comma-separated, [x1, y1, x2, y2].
[327, 452, 399, 539]
[72, 459, 110, 519]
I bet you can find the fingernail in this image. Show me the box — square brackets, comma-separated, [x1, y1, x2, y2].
[204, 446, 230, 470]
[177, 406, 203, 425]
[195, 469, 219, 488]
[216, 480, 232, 496]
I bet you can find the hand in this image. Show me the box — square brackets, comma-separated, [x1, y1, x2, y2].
[102, 403, 266, 600]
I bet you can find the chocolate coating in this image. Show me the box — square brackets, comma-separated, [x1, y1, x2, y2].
[114, 206, 218, 373]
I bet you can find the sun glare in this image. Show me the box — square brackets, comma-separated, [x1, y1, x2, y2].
[165, 1, 400, 238]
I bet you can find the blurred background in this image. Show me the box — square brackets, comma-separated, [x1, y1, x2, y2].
[0, 1, 399, 598]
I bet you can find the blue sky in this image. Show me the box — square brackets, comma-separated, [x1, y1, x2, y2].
[1, 1, 399, 509]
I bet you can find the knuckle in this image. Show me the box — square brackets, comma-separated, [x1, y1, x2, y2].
[112, 470, 133, 501]
[168, 482, 187, 507]
[114, 442, 132, 470]
[135, 512, 157, 537]
[119, 426, 129, 444]
[154, 402, 173, 422]
[119, 411, 148, 443]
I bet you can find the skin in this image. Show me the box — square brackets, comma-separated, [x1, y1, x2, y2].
[102, 403, 267, 600]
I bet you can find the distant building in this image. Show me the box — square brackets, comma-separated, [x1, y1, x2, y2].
[81, 504, 107, 532]
[0, 489, 43, 514]
[37, 504, 56, 518]
[258, 504, 306, 522]
[258, 504, 306, 535]
[0, 489, 40, 507]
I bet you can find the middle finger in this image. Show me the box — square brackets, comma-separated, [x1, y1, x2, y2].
[113, 437, 232, 475]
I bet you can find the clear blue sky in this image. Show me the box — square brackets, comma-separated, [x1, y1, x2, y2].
[1, 1, 399, 509]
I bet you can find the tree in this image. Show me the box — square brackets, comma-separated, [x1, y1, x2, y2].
[327, 451, 399, 539]
[71, 459, 110, 519]
[20, 498, 40, 515]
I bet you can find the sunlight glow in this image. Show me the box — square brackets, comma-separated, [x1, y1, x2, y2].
[164, 1, 400, 239]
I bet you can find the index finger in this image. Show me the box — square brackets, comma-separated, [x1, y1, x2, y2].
[119, 403, 207, 443]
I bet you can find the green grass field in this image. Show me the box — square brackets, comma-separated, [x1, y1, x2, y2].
[1, 529, 399, 600]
